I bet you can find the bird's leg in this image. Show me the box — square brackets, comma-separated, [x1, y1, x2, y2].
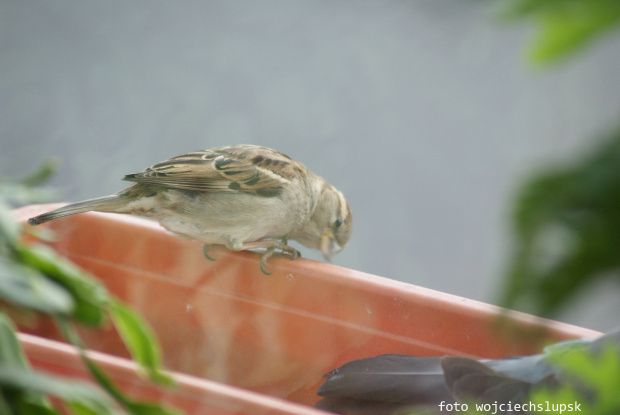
[202, 244, 216, 261]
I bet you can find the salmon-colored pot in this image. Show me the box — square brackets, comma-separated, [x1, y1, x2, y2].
[12, 204, 599, 414]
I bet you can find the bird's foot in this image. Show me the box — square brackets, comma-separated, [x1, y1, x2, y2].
[259, 244, 300, 274]
[281, 245, 301, 261]
[235, 240, 301, 275]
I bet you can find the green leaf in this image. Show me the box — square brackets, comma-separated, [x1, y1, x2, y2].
[532, 342, 620, 413]
[0, 366, 117, 415]
[528, 2, 620, 64]
[14, 243, 110, 325]
[0, 312, 31, 369]
[0, 200, 20, 248]
[18, 160, 57, 187]
[500, 0, 620, 65]
[0, 312, 55, 410]
[15, 401, 59, 415]
[123, 401, 183, 415]
[0, 160, 58, 205]
[0, 259, 75, 315]
[109, 301, 174, 386]
[58, 319, 180, 415]
[0, 394, 15, 415]
[67, 401, 109, 415]
[0, 183, 58, 205]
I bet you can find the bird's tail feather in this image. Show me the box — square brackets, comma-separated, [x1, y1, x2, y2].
[28, 195, 125, 225]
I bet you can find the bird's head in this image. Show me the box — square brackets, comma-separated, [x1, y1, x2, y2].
[295, 182, 352, 262]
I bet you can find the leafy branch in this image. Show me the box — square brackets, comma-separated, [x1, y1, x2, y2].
[0, 163, 180, 415]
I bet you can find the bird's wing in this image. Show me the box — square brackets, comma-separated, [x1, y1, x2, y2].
[316, 329, 620, 415]
[317, 354, 452, 404]
[122, 145, 302, 196]
[442, 356, 539, 404]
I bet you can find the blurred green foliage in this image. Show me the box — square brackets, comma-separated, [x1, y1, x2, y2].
[0, 163, 179, 414]
[531, 340, 620, 414]
[500, 130, 620, 317]
[435, 337, 620, 415]
[0, 160, 57, 205]
[501, 0, 620, 65]
[490, 0, 620, 413]
[497, 0, 620, 319]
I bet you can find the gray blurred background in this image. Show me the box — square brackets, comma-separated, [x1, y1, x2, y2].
[2, 1, 620, 331]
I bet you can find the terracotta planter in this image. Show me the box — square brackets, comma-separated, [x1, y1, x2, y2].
[19, 332, 323, 415]
[12, 204, 599, 414]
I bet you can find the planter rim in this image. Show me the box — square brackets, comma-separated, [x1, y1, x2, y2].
[19, 332, 328, 415]
[12, 204, 600, 340]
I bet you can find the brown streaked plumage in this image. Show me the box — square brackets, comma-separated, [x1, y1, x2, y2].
[28, 145, 353, 274]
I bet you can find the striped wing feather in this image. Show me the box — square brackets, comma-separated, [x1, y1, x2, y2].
[123, 145, 300, 196]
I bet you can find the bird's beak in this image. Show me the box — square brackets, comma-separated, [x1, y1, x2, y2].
[320, 230, 341, 263]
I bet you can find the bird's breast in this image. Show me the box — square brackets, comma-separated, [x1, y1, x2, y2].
[150, 187, 311, 246]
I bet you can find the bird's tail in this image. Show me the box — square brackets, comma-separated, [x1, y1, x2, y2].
[28, 195, 125, 225]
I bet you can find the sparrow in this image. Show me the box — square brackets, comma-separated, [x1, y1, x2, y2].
[316, 329, 620, 415]
[28, 145, 353, 274]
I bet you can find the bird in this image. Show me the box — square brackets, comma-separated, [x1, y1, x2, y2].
[316, 328, 620, 415]
[28, 145, 353, 274]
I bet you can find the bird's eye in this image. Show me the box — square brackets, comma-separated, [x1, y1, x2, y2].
[334, 218, 343, 228]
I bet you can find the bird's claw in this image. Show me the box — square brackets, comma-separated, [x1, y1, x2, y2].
[287, 248, 301, 261]
[202, 245, 216, 261]
[259, 260, 272, 275]
[277, 239, 300, 261]
[259, 247, 276, 275]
